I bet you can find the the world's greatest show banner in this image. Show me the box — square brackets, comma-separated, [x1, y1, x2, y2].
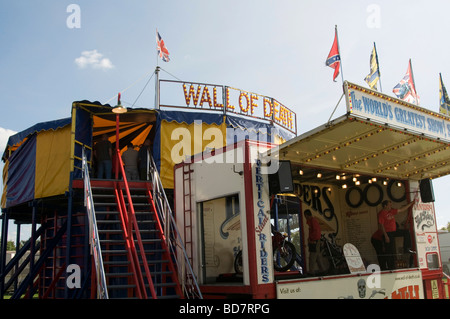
[158, 79, 297, 134]
[344, 81, 450, 143]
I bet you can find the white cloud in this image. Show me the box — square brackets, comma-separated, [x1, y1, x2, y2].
[74, 49, 114, 70]
[0, 127, 16, 197]
[0, 127, 16, 153]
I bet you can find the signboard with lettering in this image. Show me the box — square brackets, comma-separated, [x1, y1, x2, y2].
[344, 82, 450, 142]
[277, 269, 424, 299]
[410, 181, 441, 270]
[159, 79, 297, 134]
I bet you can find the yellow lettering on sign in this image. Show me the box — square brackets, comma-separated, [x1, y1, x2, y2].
[226, 87, 235, 111]
[213, 87, 223, 108]
[239, 92, 249, 113]
[200, 86, 212, 108]
[264, 98, 273, 117]
[183, 84, 201, 106]
[431, 279, 439, 299]
[178, 82, 296, 133]
[273, 100, 280, 122]
[250, 94, 258, 115]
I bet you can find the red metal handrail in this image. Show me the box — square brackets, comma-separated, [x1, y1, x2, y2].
[114, 149, 157, 299]
[114, 186, 144, 298]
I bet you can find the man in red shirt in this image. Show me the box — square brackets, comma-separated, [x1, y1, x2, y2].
[305, 210, 325, 275]
[378, 200, 414, 269]
[371, 229, 387, 270]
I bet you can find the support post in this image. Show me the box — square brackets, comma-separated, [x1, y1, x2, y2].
[65, 172, 74, 298]
[0, 211, 9, 299]
[115, 113, 120, 180]
[155, 66, 160, 110]
[14, 222, 21, 291]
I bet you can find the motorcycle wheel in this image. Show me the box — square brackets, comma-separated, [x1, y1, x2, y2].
[273, 241, 296, 272]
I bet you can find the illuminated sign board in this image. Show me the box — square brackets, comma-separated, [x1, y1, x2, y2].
[345, 81, 450, 142]
[159, 79, 297, 134]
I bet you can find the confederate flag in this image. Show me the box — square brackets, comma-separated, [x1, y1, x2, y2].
[326, 29, 341, 82]
[393, 59, 419, 105]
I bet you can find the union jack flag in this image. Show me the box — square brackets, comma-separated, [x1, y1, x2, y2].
[156, 29, 170, 62]
[326, 28, 341, 82]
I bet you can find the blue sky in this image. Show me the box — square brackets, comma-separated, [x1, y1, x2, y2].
[1, 1, 450, 240]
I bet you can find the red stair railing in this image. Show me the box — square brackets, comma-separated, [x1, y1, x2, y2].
[114, 186, 145, 298]
[114, 149, 157, 299]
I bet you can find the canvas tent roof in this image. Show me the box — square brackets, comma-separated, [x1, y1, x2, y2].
[2, 118, 72, 161]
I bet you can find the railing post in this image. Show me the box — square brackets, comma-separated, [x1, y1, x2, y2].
[115, 148, 157, 299]
[14, 222, 21, 292]
[82, 147, 109, 299]
[148, 156, 203, 298]
[28, 201, 37, 299]
[0, 210, 9, 299]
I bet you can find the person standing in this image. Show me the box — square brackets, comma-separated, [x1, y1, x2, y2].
[304, 210, 325, 276]
[94, 134, 112, 179]
[371, 229, 387, 270]
[138, 139, 152, 180]
[378, 200, 415, 270]
[122, 143, 139, 180]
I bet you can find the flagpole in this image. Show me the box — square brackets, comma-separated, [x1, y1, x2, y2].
[155, 65, 160, 110]
[439, 72, 442, 104]
[439, 72, 450, 115]
[156, 28, 160, 68]
[335, 25, 344, 85]
[409, 59, 416, 88]
[409, 58, 419, 105]
[374, 42, 383, 93]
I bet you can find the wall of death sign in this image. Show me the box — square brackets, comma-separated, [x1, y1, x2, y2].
[159, 79, 297, 134]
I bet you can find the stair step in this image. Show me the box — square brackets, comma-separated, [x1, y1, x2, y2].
[105, 271, 174, 278]
[100, 239, 162, 244]
[98, 230, 159, 237]
[98, 229, 123, 234]
[92, 194, 116, 199]
[158, 294, 181, 299]
[108, 284, 137, 290]
[153, 282, 177, 288]
[88, 184, 183, 299]
[97, 220, 121, 224]
[105, 272, 134, 277]
[94, 203, 118, 207]
[96, 210, 152, 215]
[102, 249, 128, 254]
[104, 260, 131, 266]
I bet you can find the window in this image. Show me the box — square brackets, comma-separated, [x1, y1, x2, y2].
[200, 194, 241, 283]
[426, 252, 440, 269]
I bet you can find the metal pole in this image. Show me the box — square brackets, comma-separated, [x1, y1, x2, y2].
[0, 211, 9, 299]
[29, 202, 37, 299]
[335, 25, 344, 85]
[409, 59, 419, 105]
[374, 42, 383, 93]
[155, 66, 160, 110]
[14, 223, 21, 292]
[115, 113, 120, 180]
[327, 93, 345, 126]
